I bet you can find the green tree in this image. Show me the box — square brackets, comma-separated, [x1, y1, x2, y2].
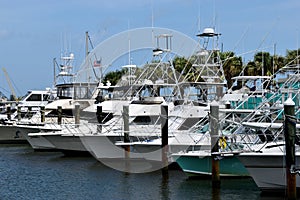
[285, 49, 300, 66]
[220, 51, 243, 88]
[270, 54, 285, 74]
[173, 56, 192, 79]
[245, 61, 256, 76]
[253, 52, 272, 76]
[103, 68, 126, 85]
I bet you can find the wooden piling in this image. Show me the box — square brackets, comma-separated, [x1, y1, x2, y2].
[40, 106, 45, 123]
[28, 107, 32, 119]
[284, 98, 297, 200]
[57, 106, 62, 125]
[17, 106, 21, 121]
[96, 106, 103, 133]
[210, 101, 220, 188]
[6, 105, 11, 120]
[122, 105, 130, 157]
[75, 103, 80, 127]
[161, 105, 168, 174]
[96, 106, 103, 123]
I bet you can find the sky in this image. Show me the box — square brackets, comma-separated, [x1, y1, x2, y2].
[0, 0, 299, 97]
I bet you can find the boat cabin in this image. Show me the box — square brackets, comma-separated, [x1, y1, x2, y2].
[56, 82, 98, 100]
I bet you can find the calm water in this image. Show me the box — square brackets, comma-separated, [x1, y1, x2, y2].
[0, 144, 284, 200]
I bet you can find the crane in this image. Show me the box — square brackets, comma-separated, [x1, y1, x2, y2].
[2, 67, 17, 101]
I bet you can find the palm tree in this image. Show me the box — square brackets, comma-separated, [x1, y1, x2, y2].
[245, 61, 256, 76]
[173, 56, 193, 81]
[285, 48, 300, 66]
[220, 51, 243, 88]
[253, 52, 272, 76]
[270, 54, 285, 74]
[103, 68, 126, 85]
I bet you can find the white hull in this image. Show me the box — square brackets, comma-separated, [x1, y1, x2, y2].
[0, 124, 27, 143]
[238, 152, 300, 191]
[133, 142, 210, 163]
[132, 133, 211, 162]
[80, 134, 163, 159]
[80, 135, 139, 159]
[0, 123, 57, 144]
[26, 134, 56, 150]
[45, 135, 87, 152]
[20, 125, 61, 150]
[80, 134, 170, 173]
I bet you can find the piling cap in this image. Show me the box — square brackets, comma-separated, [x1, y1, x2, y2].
[284, 98, 295, 106]
[210, 100, 219, 107]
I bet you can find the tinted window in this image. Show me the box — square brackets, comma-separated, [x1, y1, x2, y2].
[27, 94, 42, 101]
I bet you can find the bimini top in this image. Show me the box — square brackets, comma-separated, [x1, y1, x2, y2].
[231, 76, 271, 80]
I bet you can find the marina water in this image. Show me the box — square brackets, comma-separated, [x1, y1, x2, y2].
[0, 144, 283, 200]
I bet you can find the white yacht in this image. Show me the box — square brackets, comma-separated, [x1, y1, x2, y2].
[0, 88, 56, 143]
[27, 81, 128, 153]
[112, 27, 228, 165]
[19, 52, 98, 149]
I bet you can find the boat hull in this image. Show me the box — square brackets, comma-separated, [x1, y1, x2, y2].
[0, 124, 50, 144]
[238, 154, 300, 191]
[26, 134, 56, 150]
[80, 135, 136, 159]
[174, 153, 249, 177]
[134, 143, 210, 163]
[0, 124, 27, 143]
[19, 125, 61, 150]
[45, 135, 88, 154]
[80, 134, 172, 173]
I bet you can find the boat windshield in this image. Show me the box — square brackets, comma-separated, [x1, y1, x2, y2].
[21, 91, 42, 101]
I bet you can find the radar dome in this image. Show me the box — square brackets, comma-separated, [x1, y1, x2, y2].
[203, 28, 215, 35]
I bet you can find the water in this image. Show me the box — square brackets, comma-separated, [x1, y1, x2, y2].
[0, 144, 283, 200]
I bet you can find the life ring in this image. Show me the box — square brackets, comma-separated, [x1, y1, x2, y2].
[219, 136, 227, 149]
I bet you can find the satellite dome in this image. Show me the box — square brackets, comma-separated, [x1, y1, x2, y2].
[197, 27, 221, 37]
[69, 53, 75, 59]
[203, 28, 215, 35]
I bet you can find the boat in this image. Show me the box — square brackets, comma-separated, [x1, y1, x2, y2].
[0, 88, 56, 143]
[28, 120, 96, 153]
[21, 52, 98, 150]
[122, 27, 229, 165]
[169, 64, 283, 177]
[237, 140, 300, 192]
[172, 150, 249, 177]
[31, 67, 136, 153]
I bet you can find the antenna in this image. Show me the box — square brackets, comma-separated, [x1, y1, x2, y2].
[151, 0, 155, 48]
[297, 29, 299, 67]
[273, 43, 276, 76]
[53, 58, 56, 86]
[128, 21, 131, 65]
[85, 31, 89, 58]
[197, 1, 201, 34]
[213, 0, 216, 28]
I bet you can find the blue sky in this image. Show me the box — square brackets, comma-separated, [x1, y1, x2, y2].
[0, 0, 299, 97]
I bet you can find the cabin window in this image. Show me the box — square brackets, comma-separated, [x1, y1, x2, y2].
[27, 94, 42, 101]
[132, 116, 151, 124]
[43, 94, 50, 101]
[74, 86, 95, 99]
[178, 118, 201, 130]
[57, 87, 73, 99]
[132, 115, 160, 125]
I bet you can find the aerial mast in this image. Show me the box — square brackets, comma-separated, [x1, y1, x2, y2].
[85, 31, 89, 58]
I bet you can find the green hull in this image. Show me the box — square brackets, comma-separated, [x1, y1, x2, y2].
[175, 155, 249, 177]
